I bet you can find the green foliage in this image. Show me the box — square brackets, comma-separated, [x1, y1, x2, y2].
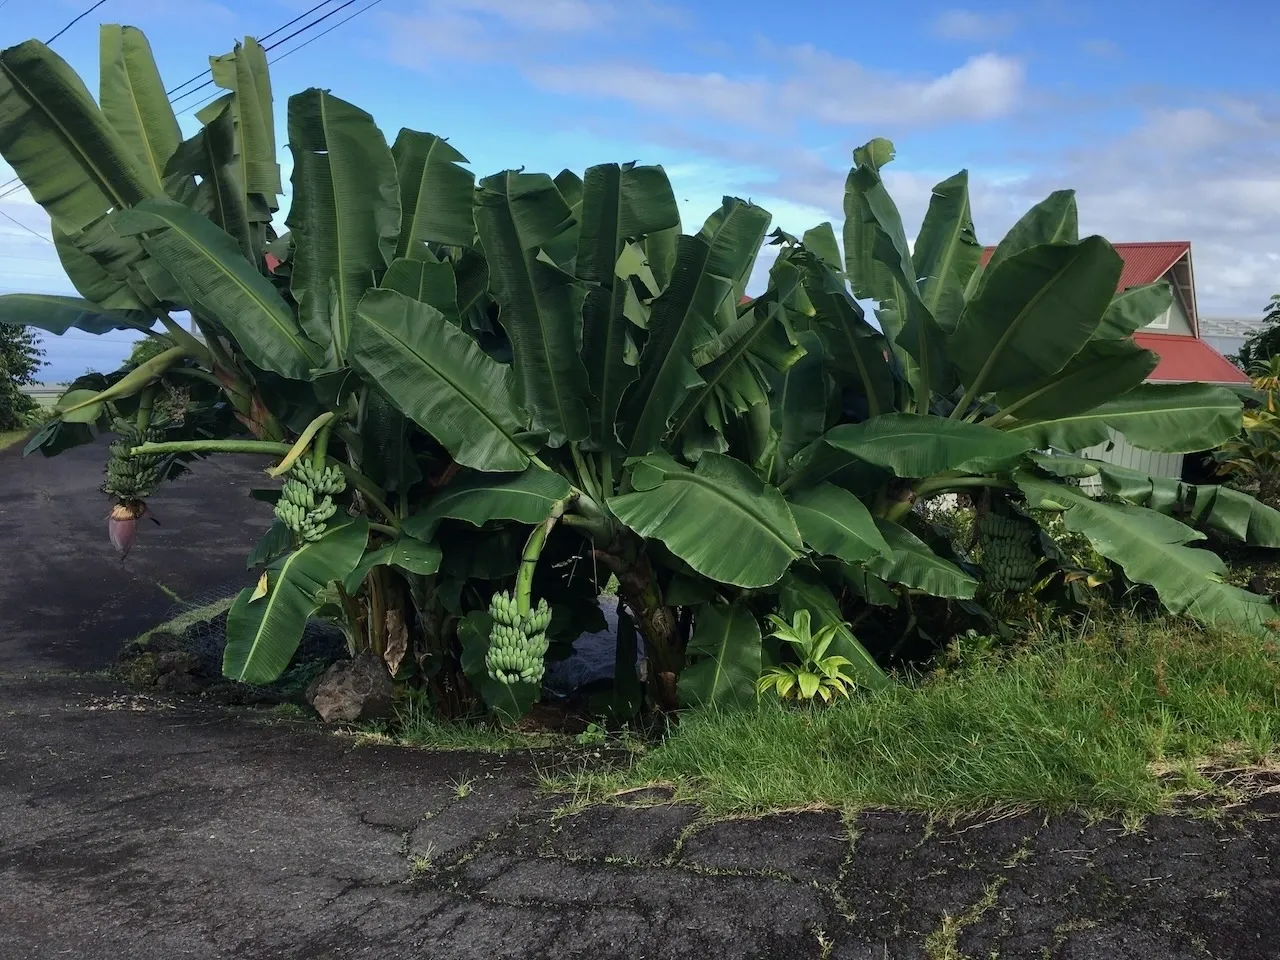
[1236, 293, 1280, 370]
[0, 323, 43, 431]
[678, 603, 763, 707]
[2, 27, 1275, 729]
[755, 609, 859, 703]
[1213, 357, 1280, 507]
[125, 334, 175, 368]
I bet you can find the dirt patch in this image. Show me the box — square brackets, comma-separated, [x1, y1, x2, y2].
[1, 674, 1277, 960]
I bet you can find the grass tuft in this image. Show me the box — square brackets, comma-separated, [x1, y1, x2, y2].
[393, 691, 559, 752]
[551, 617, 1280, 817]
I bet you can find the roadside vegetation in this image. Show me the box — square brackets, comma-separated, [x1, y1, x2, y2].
[550, 612, 1280, 816]
[2, 25, 1279, 808]
[0, 320, 45, 448]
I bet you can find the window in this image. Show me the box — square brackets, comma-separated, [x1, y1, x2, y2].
[1146, 307, 1171, 330]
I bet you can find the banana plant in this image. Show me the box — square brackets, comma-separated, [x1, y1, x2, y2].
[3, 29, 1278, 726]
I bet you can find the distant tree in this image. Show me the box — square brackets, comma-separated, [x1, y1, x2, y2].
[0, 324, 45, 431]
[1237, 294, 1280, 371]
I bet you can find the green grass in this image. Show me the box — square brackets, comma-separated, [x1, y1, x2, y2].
[0, 429, 27, 451]
[550, 617, 1280, 816]
[391, 691, 561, 752]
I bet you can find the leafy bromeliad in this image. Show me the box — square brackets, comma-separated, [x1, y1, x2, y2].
[2, 27, 1279, 723]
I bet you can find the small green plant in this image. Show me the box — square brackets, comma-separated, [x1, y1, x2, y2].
[756, 610, 859, 703]
[575, 722, 607, 745]
[407, 848, 434, 877]
[450, 776, 475, 799]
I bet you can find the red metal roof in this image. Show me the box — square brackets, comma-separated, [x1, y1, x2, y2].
[1133, 332, 1249, 385]
[979, 241, 1191, 291]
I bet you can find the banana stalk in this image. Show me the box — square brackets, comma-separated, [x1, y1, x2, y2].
[484, 497, 573, 687]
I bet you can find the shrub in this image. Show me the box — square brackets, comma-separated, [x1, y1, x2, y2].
[0, 323, 43, 431]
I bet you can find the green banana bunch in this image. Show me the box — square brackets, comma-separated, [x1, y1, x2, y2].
[291, 459, 347, 495]
[485, 590, 552, 686]
[274, 460, 346, 543]
[978, 506, 1041, 592]
[102, 418, 166, 501]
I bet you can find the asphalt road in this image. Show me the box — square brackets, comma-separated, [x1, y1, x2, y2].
[0, 435, 272, 673]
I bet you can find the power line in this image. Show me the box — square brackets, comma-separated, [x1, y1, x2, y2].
[0, 0, 350, 198]
[178, 0, 386, 116]
[0, 0, 382, 201]
[270, 0, 387, 67]
[165, 0, 340, 97]
[0, 209, 53, 243]
[46, 0, 110, 45]
[170, 0, 363, 108]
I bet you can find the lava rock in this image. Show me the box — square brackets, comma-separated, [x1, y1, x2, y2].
[306, 653, 394, 723]
[153, 650, 203, 693]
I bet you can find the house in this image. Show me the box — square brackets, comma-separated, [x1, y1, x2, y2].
[979, 240, 1249, 483]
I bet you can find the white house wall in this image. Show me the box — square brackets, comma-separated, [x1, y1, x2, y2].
[1079, 430, 1184, 494]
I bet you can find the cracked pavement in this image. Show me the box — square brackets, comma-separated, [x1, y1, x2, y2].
[3, 675, 1278, 959]
[3, 427, 1280, 958]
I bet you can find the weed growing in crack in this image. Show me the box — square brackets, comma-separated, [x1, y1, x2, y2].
[408, 844, 436, 879]
[814, 928, 835, 959]
[924, 879, 1004, 960]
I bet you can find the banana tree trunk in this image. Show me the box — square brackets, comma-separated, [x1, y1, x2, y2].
[616, 550, 683, 712]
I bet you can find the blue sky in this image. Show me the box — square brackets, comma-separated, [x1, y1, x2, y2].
[3, 0, 1279, 380]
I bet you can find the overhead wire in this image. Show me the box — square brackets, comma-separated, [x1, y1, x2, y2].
[269, 0, 387, 67]
[177, 0, 387, 117]
[169, 0, 363, 109]
[0, 0, 376, 199]
[164, 0, 339, 97]
[45, 0, 110, 45]
[0, 208, 53, 243]
[2, 0, 388, 332]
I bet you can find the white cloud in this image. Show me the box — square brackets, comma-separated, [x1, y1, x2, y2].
[530, 64, 775, 127]
[776, 49, 1024, 126]
[932, 9, 1018, 41]
[383, 0, 1023, 131]
[529, 52, 1025, 131]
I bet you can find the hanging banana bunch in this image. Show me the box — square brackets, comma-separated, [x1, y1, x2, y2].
[103, 417, 166, 502]
[486, 590, 552, 685]
[978, 501, 1042, 593]
[274, 459, 347, 544]
[104, 416, 168, 558]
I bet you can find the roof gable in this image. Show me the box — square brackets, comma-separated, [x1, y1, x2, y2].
[979, 240, 1197, 335]
[978, 241, 1190, 290]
